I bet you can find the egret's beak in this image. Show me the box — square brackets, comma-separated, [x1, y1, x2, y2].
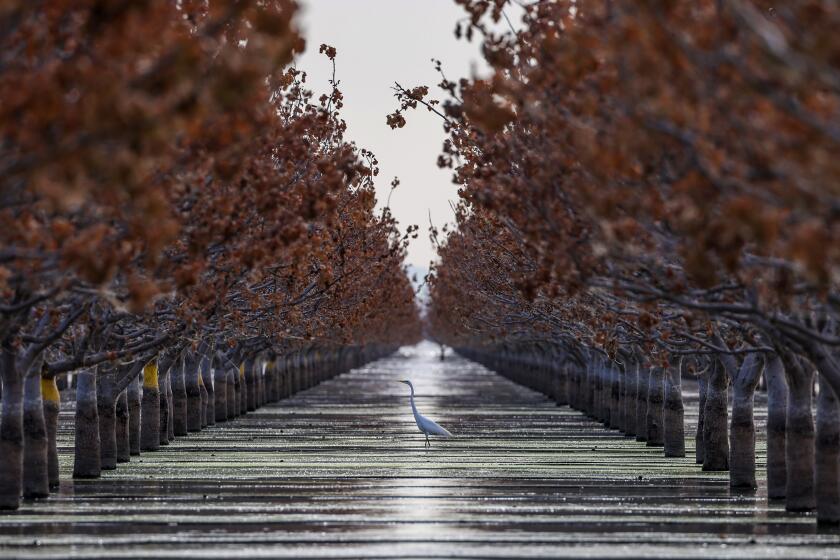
[398, 380, 409, 385]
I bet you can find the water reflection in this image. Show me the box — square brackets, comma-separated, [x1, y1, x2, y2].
[3, 341, 839, 558]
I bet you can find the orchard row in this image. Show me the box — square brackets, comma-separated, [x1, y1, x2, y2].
[414, 1, 840, 526]
[0, 1, 421, 511]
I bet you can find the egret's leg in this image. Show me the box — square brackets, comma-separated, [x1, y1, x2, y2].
[425, 433, 430, 447]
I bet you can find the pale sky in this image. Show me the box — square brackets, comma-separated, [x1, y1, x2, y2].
[296, 0, 506, 268]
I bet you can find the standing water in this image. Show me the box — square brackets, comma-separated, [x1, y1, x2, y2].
[1, 341, 838, 558]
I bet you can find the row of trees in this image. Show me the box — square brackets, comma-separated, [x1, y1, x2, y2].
[1, 1, 420, 510]
[403, 1, 840, 525]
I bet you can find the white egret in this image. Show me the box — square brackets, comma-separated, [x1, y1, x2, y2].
[399, 379, 452, 447]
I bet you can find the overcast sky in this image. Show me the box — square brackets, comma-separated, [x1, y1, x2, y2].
[296, 0, 502, 268]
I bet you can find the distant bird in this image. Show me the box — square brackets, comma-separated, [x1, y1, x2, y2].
[399, 379, 452, 447]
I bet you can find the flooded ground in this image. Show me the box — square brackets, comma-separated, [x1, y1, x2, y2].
[1, 342, 839, 558]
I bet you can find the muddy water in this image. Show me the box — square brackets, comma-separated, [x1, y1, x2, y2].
[1, 342, 838, 558]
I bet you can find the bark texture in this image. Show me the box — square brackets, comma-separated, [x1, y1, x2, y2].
[816, 380, 839, 525]
[695, 374, 707, 465]
[97, 370, 117, 470]
[140, 362, 160, 452]
[171, 356, 188, 436]
[127, 375, 141, 456]
[635, 365, 650, 442]
[201, 355, 215, 426]
[158, 366, 170, 445]
[185, 354, 203, 432]
[624, 360, 639, 437]
[73, 370, 100, 479]
[782, 352, 815, 512]
[612, 360, 623, 432]
[645, 367, 664, 447]
[663, 363, 685, 458]
[245, 357, 257, 412]
[22, 373, 49, 498]
[227, 366, 237, 419]
[0, 355, 23, 509]
[214, 362, 228, 422]
[765, 354, 787, 499]
[729, 353, 764, 490]
[702, 357, 729, 472]
[115, 390, 130, 463]
[42, 377, 60, 489]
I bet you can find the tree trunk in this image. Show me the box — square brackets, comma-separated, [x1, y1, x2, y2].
[290, 354, 299, 397]
[816, 379, 839, 525]
[598, 358, 609, 425]
[214, 361, 228, 422]
[589, 357, 599, 419]
[115, 389, 130, 463]
[42, 377, 60, 489]
[201, 356, 215, 426]
[783, 351, 815, 512]
[553, 360, 568, 407]
[302, 351, 310, 383]
[244, 356, 257, 412]
[729, 353, 763, 490]
[588, 356, 598, 418]
[97, 371, 118, 470]
[617, 360, 628, 434]
[702, 357, 729, 471]
[550, 364, 560, 406]
[265, 360, 277, 403]
[252, 358, 261, 407]
[303, 352, 312, 390]
[199, 371, 208, 428]
[127, 375, 141, 456]
[663, 362, 685, 458]
[609, 362, 621, 430]
[290, 354, 299, 398]
[274, 356, 286, 402]
[255, 358, 264, 407]
[239, 360, 248, 413]
[313, 351, 321, 386]
[73, 369, 100, 478]
[0, 351, 23, 509]
[158, 366, 171, 445]
[578, 358, 588, 415]
[185, 354, 202, 432]
[140, 362, 160, 452]
[275, 359, 284, 401]
[635, 365, 650, 442]
[287, 355, 297, 397]
[227, 366, 238, 419]
[646, 367, 665, 447]
[23, 373, 49, 498]
[279, 357, 290, 400]
[696, 374, 707, 465]
[166, 365, 174, 441]
[624, 360, 638, 437]
[765, 354, 787, 499]
[171, 356, 188, 436]
[565, 363, 575, 408]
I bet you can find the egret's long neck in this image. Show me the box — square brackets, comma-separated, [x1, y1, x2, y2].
[408, 386, 418, 415]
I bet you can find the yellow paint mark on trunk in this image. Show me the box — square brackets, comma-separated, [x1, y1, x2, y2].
[41, 377, 60, 403]
[144, 363, 159, 389]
